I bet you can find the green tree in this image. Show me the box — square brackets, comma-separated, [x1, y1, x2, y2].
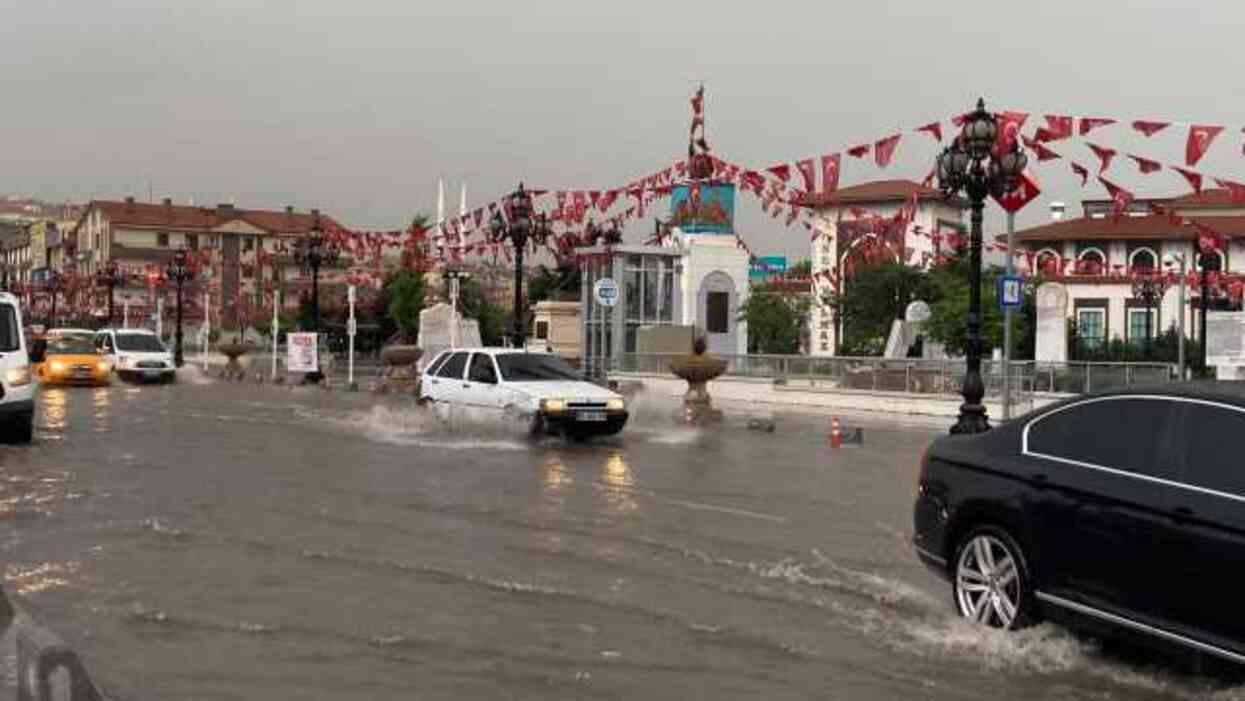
[528, 263, 582, 304]
[385, 270, 425, 343]
[823, 260, 931, 355]
[458, 278, 506, 346]
[739, 287, 809, 354]
[924, 254, 1040, 360]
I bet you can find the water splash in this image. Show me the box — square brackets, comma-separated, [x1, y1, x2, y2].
[309, 404, 530, 451]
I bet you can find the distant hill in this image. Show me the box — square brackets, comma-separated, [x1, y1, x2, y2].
[0, 196, 82, 223]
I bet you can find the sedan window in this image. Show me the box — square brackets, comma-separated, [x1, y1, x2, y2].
[1027, 397, 1178, 476]
[1182, 404, 1245, 496]
[468, 354, 498, 384]
[435, 352, 469, 379]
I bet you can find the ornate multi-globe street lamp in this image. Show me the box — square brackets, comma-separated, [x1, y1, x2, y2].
[164, 248, 193, 367]
[934, 98, 1028, 435]
[293, 210, 339, 383]
[94, 260, 127, 328]
[488, 184, 552, 349]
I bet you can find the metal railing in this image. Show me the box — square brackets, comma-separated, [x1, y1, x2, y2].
[613, 353, 1175, 397]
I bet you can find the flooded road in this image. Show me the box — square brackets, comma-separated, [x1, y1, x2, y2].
[2, 377, 1241, 699]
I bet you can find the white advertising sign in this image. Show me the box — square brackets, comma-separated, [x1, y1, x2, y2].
[287, 332, 319, 373]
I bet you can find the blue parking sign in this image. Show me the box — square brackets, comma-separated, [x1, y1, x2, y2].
[998, 275, 1024, 309]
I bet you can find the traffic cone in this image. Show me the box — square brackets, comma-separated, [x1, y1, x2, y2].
[829, 416, 842, 449]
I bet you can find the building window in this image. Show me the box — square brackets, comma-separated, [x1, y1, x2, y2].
[535, 321, 549, 340]
[1077, 308, 1106, 348]
[1034, 248, 1061, 275]
[156, 233, 169, 247]
[706, 291, 730, 334]
[1127, 308, 1158, 346]
[186, 234, 199, 249]
[1129, 247, 1157, 272]
[243, 236, 255, 252]
[1076, 247, 1106, 275]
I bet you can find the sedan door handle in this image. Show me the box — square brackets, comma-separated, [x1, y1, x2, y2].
[462, 383, 471, 389]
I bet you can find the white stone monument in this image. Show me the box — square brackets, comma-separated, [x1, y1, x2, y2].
[417, 302, 482, 369]
[1206, 311, 1245, 379]
[1035, 282, 1069, 363]
[884, 300, 942, 359]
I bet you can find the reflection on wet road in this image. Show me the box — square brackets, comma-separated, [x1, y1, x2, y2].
[1, 377, 1241, 700]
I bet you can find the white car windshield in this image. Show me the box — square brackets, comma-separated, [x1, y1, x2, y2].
[495, 353, 580, 382]
[115, 334, 166, 352]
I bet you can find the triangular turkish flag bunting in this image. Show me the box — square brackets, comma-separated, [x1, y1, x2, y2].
[588, 191, 600, 208]
[1186, 125, 1225, 166]
[1127, 154, 1162, 174]
[915, 122, 942, 142]
[994, 111, 1029, 153]
[1213, 178, 1245, 202]
[1029, 141, 1061, 162]
[1071, 162, 1090, 187]
[1087, 142, 1117, 173]
[796, 158, 816, 193]
[874, 134, 902, 168]
[951, 112, 972, 127]
[766, 164, 791, 182]
[1174, 166, 1204, 194]
[1038, 115, 1074, 142]
[473, 208, 483, 228]
[674, 161, 687, 176]
[921, 167, 936, 188]
[847, 144, 871, 159]
[820, 154, 841, 193]
[1132, 120, 1170, 138]
[1098, 176, 1135, 221]
[598, 190, 618, 213]
[1079, 117, 1116, 136]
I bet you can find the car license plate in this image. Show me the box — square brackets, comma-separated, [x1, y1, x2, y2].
[73, 369, 91, 378]
[576, 411, 607, 422]
[143, 370, 161, 378]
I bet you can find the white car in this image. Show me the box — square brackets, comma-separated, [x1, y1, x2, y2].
[419, 348, 628, 438]
[0, 293, 35, 442]
[95, 328, 176, 383]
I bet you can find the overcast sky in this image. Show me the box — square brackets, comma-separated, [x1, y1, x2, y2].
[3, 0, 1243, 260]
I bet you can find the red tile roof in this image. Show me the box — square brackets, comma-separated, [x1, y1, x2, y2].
[1165, 188, 1245, 209]
[84, 200, 340, 234]
[793, 179, 949, 208]
[1004, 212, 1245, 243]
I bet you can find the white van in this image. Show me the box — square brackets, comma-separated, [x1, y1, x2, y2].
[419, 348, 628, 438]
[94, 328, 176, 383]
[0, 293, 35, 442]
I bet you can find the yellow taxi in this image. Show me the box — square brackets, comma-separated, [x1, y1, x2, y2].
[34, 334, 112, 386]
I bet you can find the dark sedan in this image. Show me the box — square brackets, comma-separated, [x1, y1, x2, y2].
[914, 384, 1245, 664]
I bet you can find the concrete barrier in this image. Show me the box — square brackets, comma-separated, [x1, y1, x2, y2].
[611, 372, 1069, 420]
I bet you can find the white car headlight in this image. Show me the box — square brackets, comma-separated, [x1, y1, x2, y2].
[6, 366, 31, 386]
[541, 398, 567, 413]
[607, 398, 625, 411]
[49, 361, 65, 373]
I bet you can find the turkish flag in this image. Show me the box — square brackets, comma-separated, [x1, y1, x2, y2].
[1175, 167, 1204, 194]
[915, 121, 942, 142]
[766, 164, 791, 182]
[1079, 117, 1116, 135]
[1127, 154, 1162, 174]
[847, 144, 870, 159]
[796, 158, 816, 192]
[994, 111, 1028, 154]
[1037, 115, 1074, 142]
[1186, 125, 1224, 166]
[598, 190, 619, 213]
[820, 153, 841, 193]
[1099, 176, 1135, 221]
[874, 134, 902, 168]
[1030, 141, 1062, 162]
[1087, 142, 1117, 173]
[1132, 120, 1170, 137]
[1071, 162, 1090, 187]
[992, 168, 1041, 213]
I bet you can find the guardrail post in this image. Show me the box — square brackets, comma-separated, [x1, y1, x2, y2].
[1085, 364, 1091, 394]
[905, 362, 912, 392]
[1126, 364, 1132, 386]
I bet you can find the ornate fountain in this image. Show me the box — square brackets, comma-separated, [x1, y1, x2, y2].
[669, 335, 727, 423]
[375, 344, 422, 395]
[217, 340, 250, 381]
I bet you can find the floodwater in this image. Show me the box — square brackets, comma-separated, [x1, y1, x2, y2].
[1, 375, 1242, 699]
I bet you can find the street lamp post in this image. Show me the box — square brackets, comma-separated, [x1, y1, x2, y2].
[1164, 252, 1187, 380]
[1196, 241, 1220, 378]
[293, 210, 338, 383]
[1131, 275, 1168, 359]
[94, 261, 126, 328]
[488, 184, 551, 349]
[164, 249, 193, 367]
[934, 98, 1028, 435]
[47, 270, 64, 327]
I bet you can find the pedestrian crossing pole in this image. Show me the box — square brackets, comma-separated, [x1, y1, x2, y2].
[347, 285, 357, 389]
[271, 289, 280, 381]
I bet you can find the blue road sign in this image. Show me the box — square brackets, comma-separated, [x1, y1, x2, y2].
[998, 275, 1024, 309]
